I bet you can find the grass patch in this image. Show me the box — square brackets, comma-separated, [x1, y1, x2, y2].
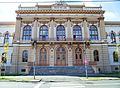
[1, 74, 19, 76]
[109, 72, 120, 74]
[80, 76, 120, 80]
[103, 72, 120, 77]
[80, 77, 103, 80]
[0, 77, 36, 81]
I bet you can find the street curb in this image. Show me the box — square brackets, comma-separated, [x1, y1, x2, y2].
[0, 79, 42, 82]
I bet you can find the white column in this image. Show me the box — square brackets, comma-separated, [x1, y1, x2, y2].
[49, 47, 55, 66]
[83, 18, 88, 40]
[99, 17, 106, 40]
[67, 18, 72, 41]
[50, 18, 55, 41]
[32, 18, 38, 40]
[67, 46, 73, 66]
[14, 17, 22, 41]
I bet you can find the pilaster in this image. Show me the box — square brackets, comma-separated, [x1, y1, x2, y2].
[49, 44, 55, 66]
[50, 18, 55, 41]
[67, 18, 72, 41]
[14, 17, 22, 42]
[67, 44, 73, 66]
[98, 17, 106, 40]
[32, 18, 38, 40]
[83, 18, 88, 40]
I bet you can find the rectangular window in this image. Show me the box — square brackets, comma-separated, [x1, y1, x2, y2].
[21, 69, 26, 72]
[1, 69, 5, 71]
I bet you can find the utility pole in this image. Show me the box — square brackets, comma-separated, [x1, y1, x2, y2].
[33, 40, 37, 79]
[84, 40, 90, 79]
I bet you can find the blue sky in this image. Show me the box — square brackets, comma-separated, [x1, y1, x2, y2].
[0, 0, 120, 22]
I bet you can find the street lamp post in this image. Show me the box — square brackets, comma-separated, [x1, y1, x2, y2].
[33, 40, 37, 79]
[84, 41, 90, 79]
[84, 48, 88, 79]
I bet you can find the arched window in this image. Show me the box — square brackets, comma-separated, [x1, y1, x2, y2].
[4, 32, 9, 44]
[56, 25, 66, 41]
[22, 25, 32, 40]
[110, 31, 116, 43]
[22, 50, 28, 62]
[56, 47, 66, 66]
[39, 25, 48, 41]
[93, 50, 99, 61]
[40, 48, 47, 65]
[113, 51, 118, 62]
[73, 25, 82, 41]
[74, 47, 82, 65]
[89, 25, 98, 40]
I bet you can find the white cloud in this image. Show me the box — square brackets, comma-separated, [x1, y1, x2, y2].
[0, 0, 119, 21]
[104, 11, 120, 21]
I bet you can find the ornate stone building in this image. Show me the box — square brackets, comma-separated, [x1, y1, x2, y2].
[0, 22, 15, 74]
[1, 1, 120, 75]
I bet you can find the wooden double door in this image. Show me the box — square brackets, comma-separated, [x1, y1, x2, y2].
[56, 47, 66, 66]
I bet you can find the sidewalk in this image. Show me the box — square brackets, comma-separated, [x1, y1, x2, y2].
[0, 75, 120, 82]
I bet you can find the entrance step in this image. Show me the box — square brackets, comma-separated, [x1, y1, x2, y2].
[29, 66, 94, 75]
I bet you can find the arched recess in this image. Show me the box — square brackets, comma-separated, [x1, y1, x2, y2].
[39, 48, 48, 66]
[22, 25, 32, 40]
[55, 46, 66, 66]
[73, 25, 82, 41]
[39, 25, 48, 41]
[56, 25, 66, 41]
[89, 25, 98, 40]
[74, 47, 83, 66]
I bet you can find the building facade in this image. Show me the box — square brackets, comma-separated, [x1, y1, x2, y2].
[0, 22, 15, 74]
[0, 2, 120, 75]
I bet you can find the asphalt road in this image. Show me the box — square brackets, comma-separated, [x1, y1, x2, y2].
[0, 77, 120, 88]
[37, 79, 120, 88]
[0, 82, 37, 88]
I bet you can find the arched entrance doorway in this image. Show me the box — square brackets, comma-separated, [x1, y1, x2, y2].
[74, 47, 83, 66]
[56, 47, 66, 66]
[39, 48, 47, 66]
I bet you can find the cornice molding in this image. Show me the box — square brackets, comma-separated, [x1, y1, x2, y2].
[16, 10, 105, 14]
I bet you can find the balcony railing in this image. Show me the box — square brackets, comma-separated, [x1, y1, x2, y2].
[31, 38, 84, 42]
[18, 7, 102, 11]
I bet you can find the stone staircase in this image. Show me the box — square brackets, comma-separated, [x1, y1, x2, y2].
[29, 66, 94, 75]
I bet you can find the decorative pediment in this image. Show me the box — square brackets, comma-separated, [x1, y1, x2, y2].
[51, 1, 70, 10]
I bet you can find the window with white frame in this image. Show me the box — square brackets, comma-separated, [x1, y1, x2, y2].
[89, 25, 98, 40]
[22, 25, 32, 40]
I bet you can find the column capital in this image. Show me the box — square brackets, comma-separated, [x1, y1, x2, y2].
[82, 18, 87, 21]
[98, 17, 104, 20]
[50, 17, 55, 21]
[16, 17, 22, 20]
[34, 17, 39, 21]
[66, 17, 71, 21]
